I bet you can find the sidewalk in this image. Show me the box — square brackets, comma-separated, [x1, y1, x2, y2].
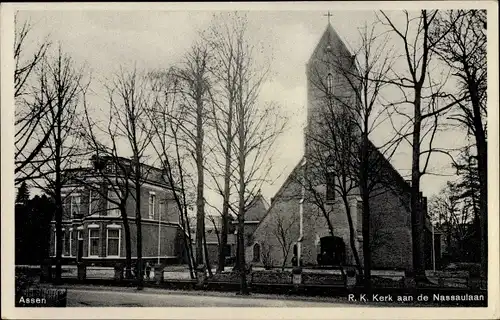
[60, 283, 353, 304]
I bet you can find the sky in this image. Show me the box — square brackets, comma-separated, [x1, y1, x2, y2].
[13, 7, 475, 210]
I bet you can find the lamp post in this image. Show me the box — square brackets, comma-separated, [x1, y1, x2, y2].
[297, 157, 306, 266]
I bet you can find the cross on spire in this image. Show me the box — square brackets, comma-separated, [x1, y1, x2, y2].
[323, 11, 333, 24]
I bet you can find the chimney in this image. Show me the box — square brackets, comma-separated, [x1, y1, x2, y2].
[422, 196, 428, 216]
[271, 197, 275, 203]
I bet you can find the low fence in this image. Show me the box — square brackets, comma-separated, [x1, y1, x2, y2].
[16, 264, 479, 291]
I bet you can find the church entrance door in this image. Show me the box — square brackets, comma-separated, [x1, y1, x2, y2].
[318, 236, 346, 266]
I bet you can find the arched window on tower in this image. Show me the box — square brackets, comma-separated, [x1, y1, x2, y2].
[326, 73, 334, 96]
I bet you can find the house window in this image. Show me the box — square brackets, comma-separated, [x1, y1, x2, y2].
[88, 191, 93, 215]
[69, 230, 73, 257]
[106, 163, 115, 173]
[253, 243, 261, 262]
[326, 72, 334, 96]
[158, 200, 164, 221]
[224, 244, 231, 257]
[89, 190, 99, 216]
[53, 229, 57, 256]
[62, 230, 69, 256]
[106, 228, 121, 257]
[70, 194, 81, 217]
[88, 228, 100, 257]
[326, 165, 335, 201]
[107, 189, 121, 217]
[149, 192, 156, 219]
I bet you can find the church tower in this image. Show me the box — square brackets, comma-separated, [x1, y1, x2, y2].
[246, 18, 414, 272]
[304, 21, 359, 157]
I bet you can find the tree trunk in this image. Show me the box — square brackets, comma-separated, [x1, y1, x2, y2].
[218, 102, 233, 274]
[54, 193, 63, 285]
[203, 224, 213, 277]
[237, 97, 249, 295]
[342, 195, 363, 275]
[53, 112, 63, 285]
[360, 133, 371, 290]
[121, 206, 132, 279]
[237, 213, 248, 294]
[411, 93, 425, 278]
[195, 108, 205, 268]
[218, 210, 228, 273]
[469, 80, 487, 281]
[134, 167, 143, 289]
[180, 209, 195, 279]
[180, 208, 195, 279]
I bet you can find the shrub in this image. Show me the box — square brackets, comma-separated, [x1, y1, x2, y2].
[209, 272, 240, 283]
[302, 273, 344, 285]
[252, 270, 292, 284]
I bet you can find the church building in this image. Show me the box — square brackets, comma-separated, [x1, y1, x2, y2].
[246, 21, 433, 272]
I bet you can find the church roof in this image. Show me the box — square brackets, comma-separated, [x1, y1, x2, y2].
[247, 159, 304, 232]
[245, 192, 270, 222]
[308, 23, 353, 65]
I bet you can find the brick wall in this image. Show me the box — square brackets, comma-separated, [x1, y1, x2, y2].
[245, 168, 301, 268]
[49, 220, 181, 264]
[126, 185, 180, 223]
[245, 167, 413, 271]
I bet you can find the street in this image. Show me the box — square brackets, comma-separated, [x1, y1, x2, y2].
[66, 287, 366, 307]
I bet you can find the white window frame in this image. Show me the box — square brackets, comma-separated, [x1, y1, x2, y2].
[326, 72, 334, 95]
[70, 194, 81, 218]
[69, 229, 73, 257]
[106, 224, 121, 257]
[148, 192, 156, 219]
[88, 225, 100, 257]
[107, 188, 121, 217]
[88, 190, 93, 215]
[61, 228, 68, 257]
[53, 229, 57, 257]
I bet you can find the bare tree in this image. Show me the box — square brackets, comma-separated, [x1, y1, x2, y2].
[203, 13, 241, 274]
[26, 46, 88, 284]
[106, 66, 155, 289]
[305, 24, 392, 278]
[266, 210, 299, 270]
[378, 10, 465, 278]
[146, 69, 197, 279]
[204, 13, 287, 294]
[80, 92, 136, 279]
[432, 9, 487, 280]
[232, 57, 286, 294]
[14, 13, 52, 184]
[172, 41, 213, 270]
[429, 181, 476, 261]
